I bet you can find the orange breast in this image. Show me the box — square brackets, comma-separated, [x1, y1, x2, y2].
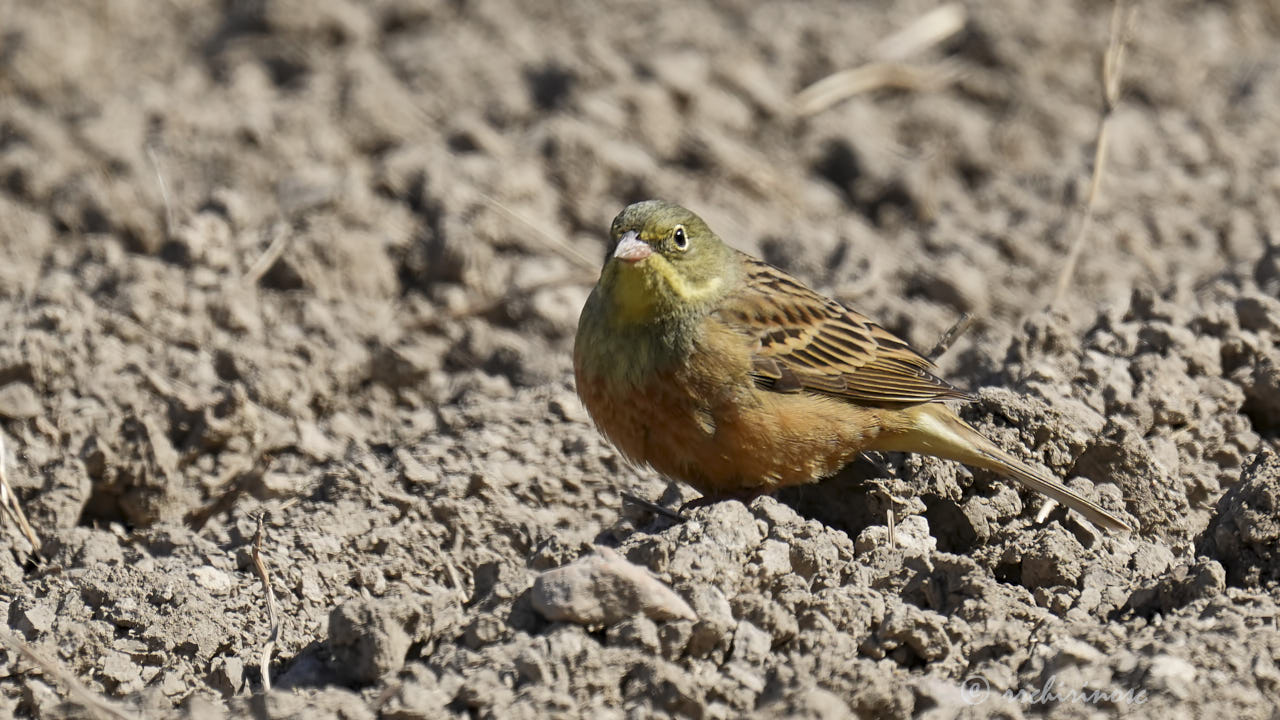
[574, 337, 887, 497]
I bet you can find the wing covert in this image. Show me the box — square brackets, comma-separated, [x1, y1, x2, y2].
[718, 253, 972, 406]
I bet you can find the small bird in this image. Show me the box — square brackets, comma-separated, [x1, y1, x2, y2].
[574, 200, 1131, 533]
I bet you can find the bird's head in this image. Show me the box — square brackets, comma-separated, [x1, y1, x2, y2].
[597, 200, 735, 324]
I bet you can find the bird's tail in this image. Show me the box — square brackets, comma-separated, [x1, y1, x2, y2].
[872, 403, 1131, 533]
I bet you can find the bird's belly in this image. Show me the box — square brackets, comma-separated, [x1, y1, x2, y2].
[576, 365, 882, 496]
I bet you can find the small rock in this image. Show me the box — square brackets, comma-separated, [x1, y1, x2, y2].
[657, 620, 694, 660]
[101, 651, 142, 691]
[379, 664, 451, 719]
[756, 686, 854, 719]
[620, 660, 703, 717]
[754, 539, 792, 576]
[9, 601, 56, 639]
[236, 687, 376, 720]
[209, 656, 245, 698]
[1148, 558, 1226, 613]
[606, 616, 660, 653]
[453, 668, 515, 715]
[1200, 451, 1280, 586]
[1019, 526, 1085, 589]
[295, 420, 340, 461]
[183, 696, 226, 720]
[370, 338, 448, 389]
[732, 593, 799, 646]
[724, 659, 767, 693]
[1050, 639, 1106, 668]
[751, 495, 804, 528]
[462, 615, 507, 650]
[1145, 655, 1196, 699]
[731, 620, 772, 664]
[329, 597, 416, 684]
[685, 585, 736, 660]
[22, 679, 61, 717]
[531, 547, 697, 626]
[1235, 294, 1280, 334]
[875, 604, 950, 663]
[855, 514, 936, 556]
[155, 670, 188, 698]
[191, 566, 234, 595]
[0, 382, 40, 418]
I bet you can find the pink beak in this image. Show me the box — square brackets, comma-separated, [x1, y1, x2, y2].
[612, 231, 652, 263]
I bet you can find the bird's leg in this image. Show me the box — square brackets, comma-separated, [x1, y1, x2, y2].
[620, 492, 686, 522]
[678, 488, 769, 514]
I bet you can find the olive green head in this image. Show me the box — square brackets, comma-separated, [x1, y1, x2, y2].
[595, 200, 736, 324]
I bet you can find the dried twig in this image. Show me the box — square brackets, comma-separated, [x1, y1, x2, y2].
[251, 514, 280, 692]
[0, 628, 135, 720]
[871, 3, 968, 62]
[0, 433, 42, 559]
[428, 540, 467, 601]
[927, 312, 974, 361]
[1050, 1, 1138, 308]
[145, 144, 176, 241]
[243, 223, 293, 286]
[1035, 498, 1058, 524]
[794, 61, 962, 117]
[794, 3, 967, 116]
[184, 460, 262, 531]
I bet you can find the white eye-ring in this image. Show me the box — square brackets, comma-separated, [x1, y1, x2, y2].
[673, 226, 688, 251]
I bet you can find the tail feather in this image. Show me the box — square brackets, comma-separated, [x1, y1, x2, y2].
[874, 404, 1132, 533]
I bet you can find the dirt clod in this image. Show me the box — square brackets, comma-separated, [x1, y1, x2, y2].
[532, 546, 697, 626]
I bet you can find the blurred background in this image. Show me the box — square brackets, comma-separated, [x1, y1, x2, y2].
[4, 1, 1275, 360]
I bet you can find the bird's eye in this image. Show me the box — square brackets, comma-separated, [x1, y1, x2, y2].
[672, 226, 688, 251]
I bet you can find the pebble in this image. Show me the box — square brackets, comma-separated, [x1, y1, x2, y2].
[190, 566, 234, 595]
[0, 382, 39, 418]
[532, 547, 697, 626]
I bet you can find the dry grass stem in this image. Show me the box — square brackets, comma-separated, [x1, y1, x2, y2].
[871, 3, 967, 61]
[0, 628, 135, 720]
[794, 3, 967, 116]
[1036, 499, 1059, 524]
[430, 541, 467, 600]
[243, 223, 294, 286]
[794, 61, 962, 117]
[0, 433, 42, 559]
[928, 312, 975, 361]
[1050, 1, 1138, 308]
[145, 144, 176, 241]
[251, 514, 280, 692]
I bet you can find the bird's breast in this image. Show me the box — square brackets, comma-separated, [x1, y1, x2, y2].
[574, 316, 883, 495]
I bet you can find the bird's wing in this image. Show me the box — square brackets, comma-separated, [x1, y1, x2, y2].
[715, 253, 972, 406]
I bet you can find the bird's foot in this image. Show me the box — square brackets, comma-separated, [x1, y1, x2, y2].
[678, 490, 766, 515]
[620, 492, 686, 522]
[620, 490, 768, 523]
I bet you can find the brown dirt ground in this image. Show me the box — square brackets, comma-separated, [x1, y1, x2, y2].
[1, 0, 1279, 718]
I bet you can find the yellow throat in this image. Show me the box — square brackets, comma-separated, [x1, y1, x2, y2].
[603, 255, 722, 325]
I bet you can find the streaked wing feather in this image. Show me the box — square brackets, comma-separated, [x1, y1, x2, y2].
[721, 253, 971, 406]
